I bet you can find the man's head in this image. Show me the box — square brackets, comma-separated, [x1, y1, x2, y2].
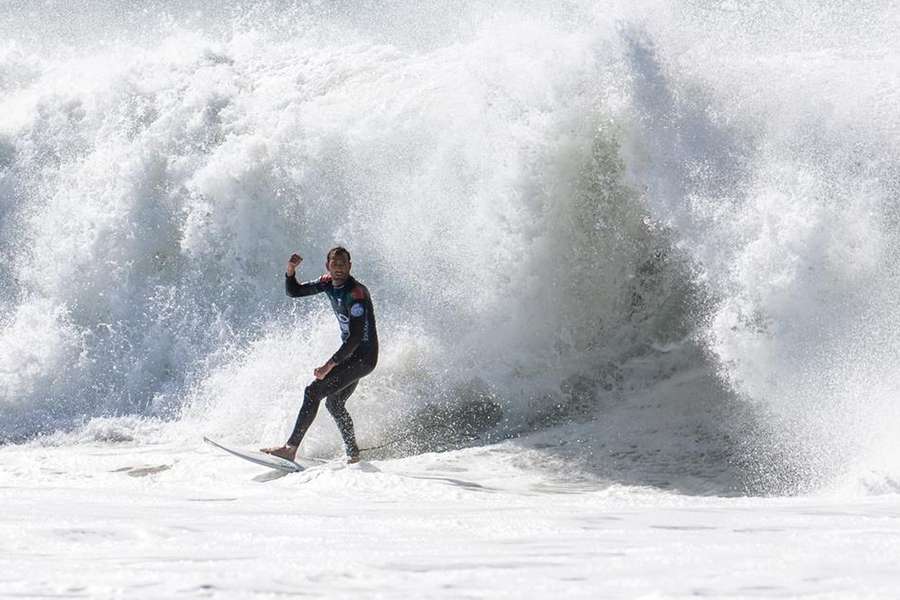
[326, 246, 352, 286]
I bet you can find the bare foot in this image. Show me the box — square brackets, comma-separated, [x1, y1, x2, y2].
[347, 454, 360, 464]
[260, 445, 298, 461]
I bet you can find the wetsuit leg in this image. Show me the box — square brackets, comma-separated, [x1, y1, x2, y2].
[325, 381, 359, 456]
[286, 358, 375, 448]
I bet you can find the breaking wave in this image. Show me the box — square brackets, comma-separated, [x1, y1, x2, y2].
[3, 1, 900, 495]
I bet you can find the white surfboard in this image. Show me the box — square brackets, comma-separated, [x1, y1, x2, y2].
[203, 437, 323, 473]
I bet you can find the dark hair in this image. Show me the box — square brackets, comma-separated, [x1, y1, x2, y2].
[326, 246, 351, 263]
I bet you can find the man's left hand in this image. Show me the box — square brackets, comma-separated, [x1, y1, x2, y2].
[314, 361, 336, 380]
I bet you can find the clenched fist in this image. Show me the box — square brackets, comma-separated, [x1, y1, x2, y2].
[286, 253, 302, 277]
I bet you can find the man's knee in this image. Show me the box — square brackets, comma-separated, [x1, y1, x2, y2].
[303, 382, 327, 405]
[325, 397, 344, 416]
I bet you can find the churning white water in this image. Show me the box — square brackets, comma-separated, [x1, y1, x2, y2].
[2, 2, 900, 597]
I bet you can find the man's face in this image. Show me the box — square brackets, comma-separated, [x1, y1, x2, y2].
[327, 254, 351, 284]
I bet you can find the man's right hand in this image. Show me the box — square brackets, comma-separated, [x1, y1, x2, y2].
[286, 253, 302, 277]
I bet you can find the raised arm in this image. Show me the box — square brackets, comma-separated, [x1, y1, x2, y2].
[286, 274, 328, 297]
[284, 252, 327, 297]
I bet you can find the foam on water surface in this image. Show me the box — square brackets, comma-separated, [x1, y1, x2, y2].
[3, 1, 900, 595]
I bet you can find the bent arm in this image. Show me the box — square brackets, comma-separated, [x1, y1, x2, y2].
[330, 314, 364, 364]
[285, 274, 326, 297]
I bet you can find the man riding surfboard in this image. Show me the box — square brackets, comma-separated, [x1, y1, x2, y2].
[262, 247, 378, 464]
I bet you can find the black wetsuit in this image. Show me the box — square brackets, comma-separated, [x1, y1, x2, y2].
[284, 272, 379, 455]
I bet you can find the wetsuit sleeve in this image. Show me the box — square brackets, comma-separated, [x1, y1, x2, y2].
[330, 302, 365, 364]
[285, 274, 327, 297]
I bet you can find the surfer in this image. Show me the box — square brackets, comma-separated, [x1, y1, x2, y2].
[262, 247, 378, 464]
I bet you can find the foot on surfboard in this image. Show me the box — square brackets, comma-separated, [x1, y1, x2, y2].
[260, 445, 298, 461]
[347, 453, 360, 464]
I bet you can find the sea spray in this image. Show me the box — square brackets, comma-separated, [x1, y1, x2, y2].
[3, 1, 900, 493]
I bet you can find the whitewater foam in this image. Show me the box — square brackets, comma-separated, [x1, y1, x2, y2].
[2, 1, 900, 494]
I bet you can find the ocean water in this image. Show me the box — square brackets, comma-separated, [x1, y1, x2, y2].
[2, 2, 900, 597]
